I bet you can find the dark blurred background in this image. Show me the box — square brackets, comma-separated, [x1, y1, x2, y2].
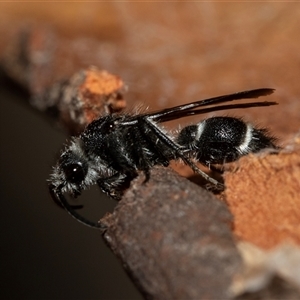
[0, 2, 299, 299]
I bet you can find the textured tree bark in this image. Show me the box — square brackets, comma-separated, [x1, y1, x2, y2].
[101, 167, 241, 299]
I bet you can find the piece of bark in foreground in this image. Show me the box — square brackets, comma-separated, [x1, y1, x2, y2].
[101, 167, 242, 300]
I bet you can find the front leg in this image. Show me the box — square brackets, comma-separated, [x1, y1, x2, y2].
[97, 171, 137, 200]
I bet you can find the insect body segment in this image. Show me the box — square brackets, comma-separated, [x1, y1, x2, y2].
[177, 117, 277, 166]
[49, 88, 278, 229]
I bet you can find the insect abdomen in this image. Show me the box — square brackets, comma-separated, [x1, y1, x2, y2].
[177, 116, 277, 165]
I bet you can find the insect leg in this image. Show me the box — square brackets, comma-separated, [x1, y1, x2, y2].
[142, 118, 224, 190]
[97, 172, 137, 200]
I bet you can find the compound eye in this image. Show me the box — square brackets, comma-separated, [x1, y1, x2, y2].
[63, 163, 86, 184]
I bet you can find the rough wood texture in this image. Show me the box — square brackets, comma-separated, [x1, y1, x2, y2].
[224, 139, 300, 249]
[33, 67, 127, 135]
[101, 167, 241, 300]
